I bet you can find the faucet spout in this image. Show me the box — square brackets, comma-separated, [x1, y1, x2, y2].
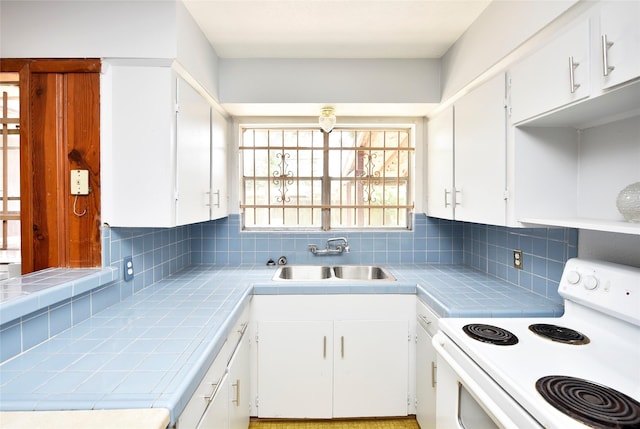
[308, 237, 351, 256]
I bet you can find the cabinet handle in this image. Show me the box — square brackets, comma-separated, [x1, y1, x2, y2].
[601, 34, 615, 77]
[203, 382, 218, 404]
[213, 190, 221, 208]
[323, 336, 327, 358]
[232, 379, 241, 406]
[444, 189, 451, 207]
[418, 314, 432, 326]
[568, 56, 581, 94]
[454, 189, 462, 206]
[431, 361, 437, 388]
[237, 322, 248, 336]
[341, 336, 345, 358]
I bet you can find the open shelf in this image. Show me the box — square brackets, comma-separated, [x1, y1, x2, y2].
[519, 218, 640, 235]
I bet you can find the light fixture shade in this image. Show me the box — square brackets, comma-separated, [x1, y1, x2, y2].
[319, 107, 336, 133]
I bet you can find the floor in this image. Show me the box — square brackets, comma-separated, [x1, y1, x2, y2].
[249, 418, 421, 429]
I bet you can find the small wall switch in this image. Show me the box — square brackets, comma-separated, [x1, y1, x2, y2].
[123, 256, 134, 281]
[513, 249, 523, 270]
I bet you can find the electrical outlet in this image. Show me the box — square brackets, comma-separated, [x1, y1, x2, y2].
[123, 256, 134, 281]
[513, 249, 523, 270]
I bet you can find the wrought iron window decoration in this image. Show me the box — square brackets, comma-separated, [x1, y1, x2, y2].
[358, 152, 381, 203]
[273, 150, 293, 204]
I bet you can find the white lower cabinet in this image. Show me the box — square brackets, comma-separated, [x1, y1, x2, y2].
[228, 332, 251, 429]
[332, 320, 409, 418]
[257, 321, 334, 418]
[252, 295, 414, 419]
[415, 300, 439, 429]
[177, 306, 251, 429]
[197, 373, 230, 429]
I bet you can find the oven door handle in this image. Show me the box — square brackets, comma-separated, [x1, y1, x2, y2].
[433, 332, 522, 429]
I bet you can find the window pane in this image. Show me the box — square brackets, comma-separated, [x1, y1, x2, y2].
[1, 73, 21, 253]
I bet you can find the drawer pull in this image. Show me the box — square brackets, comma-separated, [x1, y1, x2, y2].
[323, 336, 327, 359]
[431, 361, 437, 388]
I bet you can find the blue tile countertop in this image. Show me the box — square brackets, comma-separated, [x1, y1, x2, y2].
[0, 264, 563, 425]
[0, 268, 119, 325]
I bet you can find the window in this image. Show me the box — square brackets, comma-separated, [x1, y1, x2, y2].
[0, 72, 20, 259]
[240, 125, 414, 230]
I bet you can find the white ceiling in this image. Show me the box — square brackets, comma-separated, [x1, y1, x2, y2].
[182, 0, 492, 117]
[183, 0, 491, 59]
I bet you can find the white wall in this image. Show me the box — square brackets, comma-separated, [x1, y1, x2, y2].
[219, 59, 440, 104]
[176, 0, 220, 101]
[0, 0, 221, 103]
[0, 1, 176, 59]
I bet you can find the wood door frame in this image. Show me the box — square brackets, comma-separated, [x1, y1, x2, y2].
[1, 58, 102, 273]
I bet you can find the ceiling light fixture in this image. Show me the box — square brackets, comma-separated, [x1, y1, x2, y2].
[319, 106, 336, 133]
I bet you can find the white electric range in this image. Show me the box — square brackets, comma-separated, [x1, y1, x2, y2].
[434, 258, 640, 429]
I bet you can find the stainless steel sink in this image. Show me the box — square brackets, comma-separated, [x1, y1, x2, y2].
[332, 265, 395, 280]
[272, 265, 395, 281]
[274, 265, 332, 280]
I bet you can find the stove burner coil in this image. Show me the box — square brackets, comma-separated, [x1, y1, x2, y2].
[529, 323, 590, 345]
[536, 376, 640, 429]
[462, 324, 519, 346]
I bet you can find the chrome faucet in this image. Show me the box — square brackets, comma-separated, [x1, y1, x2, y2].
[308, 237, 350, 255]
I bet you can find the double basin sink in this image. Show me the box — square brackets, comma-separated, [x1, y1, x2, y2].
[273, 265, 395, 281]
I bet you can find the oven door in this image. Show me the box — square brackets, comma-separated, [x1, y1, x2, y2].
[433, 332, 543, 429]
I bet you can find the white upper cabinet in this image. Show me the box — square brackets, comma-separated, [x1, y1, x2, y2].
[427, 74, 507, 226]
[176, 78, 212, 225]
[509, 1, 640, 126]
[103, 63, 228, 227]
[509, 19, 590, 124]
[211, 109, 229, 221]
[599, 1, 640, 90]
[454, 74, 507, 225]
[426, 106, 454, 220]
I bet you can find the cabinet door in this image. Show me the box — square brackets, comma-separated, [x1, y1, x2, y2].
[196, 373, 230, 429]
[454, 74, 507, 225]
[228, 333, 250, 429]
[176, 78, 212, 225]
[211, 109, 228, 220]
[332, 320, 409, 418]
[510, 19, 590, 124]
[600, 1, 640, 90]
[107, 65, 176, 227]
[257, 321, 333, 418]
[426, 106, 455, 220]
[416, 321, 437, 429]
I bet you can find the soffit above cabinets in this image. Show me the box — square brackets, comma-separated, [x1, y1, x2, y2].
[182, 0, 492, 59]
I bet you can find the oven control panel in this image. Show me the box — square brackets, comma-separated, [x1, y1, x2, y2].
[559, 258, 640, 327]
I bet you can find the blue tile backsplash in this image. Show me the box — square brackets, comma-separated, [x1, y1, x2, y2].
[189, 213, 577, 303]
[1, 213, 577, 363]
[189, 214, 464, 266]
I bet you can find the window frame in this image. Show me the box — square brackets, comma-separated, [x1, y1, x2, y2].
[238, 121, 416, 231]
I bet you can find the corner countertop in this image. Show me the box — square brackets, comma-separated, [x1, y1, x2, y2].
[0, 264, 563, 425]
